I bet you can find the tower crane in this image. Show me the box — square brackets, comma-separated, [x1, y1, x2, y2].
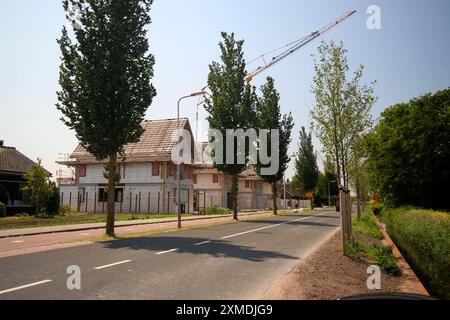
[244, 10, 356, 82]
[195, 10, 356, 142]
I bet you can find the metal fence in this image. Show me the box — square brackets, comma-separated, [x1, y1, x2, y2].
[59, 190, 191, 214]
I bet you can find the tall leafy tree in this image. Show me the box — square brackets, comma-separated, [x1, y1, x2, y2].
[365, 88, 450, 210]
[310, 40, 376, 189]
[294, 127, 319, 197]
[256, 77, 294, 215]
[56, 0, 156, 236]
[205, 32, 257, 220]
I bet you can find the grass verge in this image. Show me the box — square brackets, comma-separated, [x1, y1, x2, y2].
[346, 237, 401, 276]
[347, 209, 400, 276]
[352, 209, 384, 239]
[0, 212, 193, 230]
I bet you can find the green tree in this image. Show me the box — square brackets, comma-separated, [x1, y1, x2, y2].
[205, 32, 257, 220]
[23, 159, 51, 215]
[294, 127, 319, 197]
[56, 0, 156, 236]
[310, 40, 376, 189]
[316, 168, 338, 206]
[256, 77, 294, 215]
[365, 88, 450, 210]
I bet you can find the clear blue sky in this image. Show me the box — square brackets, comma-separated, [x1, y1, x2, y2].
[1, 0, 449, 179]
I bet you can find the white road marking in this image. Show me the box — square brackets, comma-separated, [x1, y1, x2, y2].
[0, 280, 52, 295]
[221, 211, 332, 240]
[11, 240, 25, 243]
[195, 241, 211, 246]
[94, 260, 132, 270]
[156, 248, 179, 255]
[80, 233, 90, 236]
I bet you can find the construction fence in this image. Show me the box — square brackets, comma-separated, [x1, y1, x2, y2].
[59, 189, 191, 214]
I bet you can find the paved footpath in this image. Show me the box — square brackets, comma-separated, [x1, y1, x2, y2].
[0, 209, 340, 300]
[0, 212, 274, 258]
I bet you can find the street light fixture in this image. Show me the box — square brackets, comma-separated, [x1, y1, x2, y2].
[176, 91, 207, 229]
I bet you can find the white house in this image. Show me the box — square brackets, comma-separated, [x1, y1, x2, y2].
[56, 118, 195, 214]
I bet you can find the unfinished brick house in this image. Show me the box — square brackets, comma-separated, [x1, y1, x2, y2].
[192, 143, 277, 212]
[56, 118, 195, 214]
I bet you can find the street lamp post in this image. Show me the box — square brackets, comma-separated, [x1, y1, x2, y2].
[328, 180, 336, 207]
[177, 91, 206, 229]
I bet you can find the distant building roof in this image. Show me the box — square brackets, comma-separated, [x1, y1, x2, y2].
[281, 183, 302, 199]
[0, 145, 37, 175]
[65, 118, 192, 162]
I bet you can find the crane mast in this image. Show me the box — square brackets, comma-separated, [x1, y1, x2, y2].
[244, 10, 356, 82]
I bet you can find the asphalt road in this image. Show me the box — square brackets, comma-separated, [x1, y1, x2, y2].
[0, 210, 340, 300]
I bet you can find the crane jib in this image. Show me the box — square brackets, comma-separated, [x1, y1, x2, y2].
[244, 10, 357, 82]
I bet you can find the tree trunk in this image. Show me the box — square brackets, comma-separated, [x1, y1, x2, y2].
[106, 153, 117, 237]
[356, 175, 361, 221]
[333, 114, 341, 187]
[271, 182, 278, 215]
[231, 173, 238, 220]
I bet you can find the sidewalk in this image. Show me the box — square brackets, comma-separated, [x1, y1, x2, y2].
[0, 212, 269, 238]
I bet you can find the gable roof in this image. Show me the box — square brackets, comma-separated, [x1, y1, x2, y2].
[69, 118, 192, 161]
[0, 146, 37, 175]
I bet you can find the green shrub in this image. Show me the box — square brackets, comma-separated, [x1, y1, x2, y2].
[0, 202, 6, 218]
[346, 237, 400, 276]
[41, 182, 60, 216]
[369, 201, 383, 215]
[346, 237, 366, 257]
[204, 206, 231, 215]
[381, 207, 450, 299]
[59, 204, 73, 216]
[366, 244, 401, 276]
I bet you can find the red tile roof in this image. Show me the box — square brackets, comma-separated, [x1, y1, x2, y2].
[70, 118, 192, 159]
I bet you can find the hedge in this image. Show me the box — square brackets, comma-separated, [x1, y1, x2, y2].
[381, 207, 450, 299]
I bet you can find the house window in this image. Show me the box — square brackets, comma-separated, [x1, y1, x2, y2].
[78, 165, 86, 177]
[212, 174, 219, 184]
[245, 180, 250, 189]
[169, 163, 176, 176]
[192, 174, 197, 184]
[152, 162, 160, 176]
[98, 188, 123, 203]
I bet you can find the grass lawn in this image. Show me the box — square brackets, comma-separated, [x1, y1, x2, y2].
[0, 212, 193, 230]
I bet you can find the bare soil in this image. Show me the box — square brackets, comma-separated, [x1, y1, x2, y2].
[262, 231, 423, 300]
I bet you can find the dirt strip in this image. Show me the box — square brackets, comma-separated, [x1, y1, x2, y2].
[262, 229, 428, 300]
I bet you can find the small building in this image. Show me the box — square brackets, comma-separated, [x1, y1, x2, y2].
[280, 182, 311, 209]
[0, 140, 37, 215]
[56, 119, 195, 214]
